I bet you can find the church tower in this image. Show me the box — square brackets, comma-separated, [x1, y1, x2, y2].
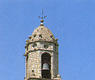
[24, 16, 61, 80]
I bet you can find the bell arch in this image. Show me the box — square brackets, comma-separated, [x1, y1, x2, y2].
[41, 53, 51, 79]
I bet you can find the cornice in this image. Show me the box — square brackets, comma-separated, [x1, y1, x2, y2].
[25, 40, 59, 49]
[24, 49, 55, 56]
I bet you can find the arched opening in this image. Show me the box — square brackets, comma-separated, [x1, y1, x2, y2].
[41, 53, 51, 79]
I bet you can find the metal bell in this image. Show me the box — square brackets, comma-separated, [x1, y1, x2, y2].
[42, 63, 49, 70]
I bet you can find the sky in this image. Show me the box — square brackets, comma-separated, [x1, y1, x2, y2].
[0, 0, 95, 80]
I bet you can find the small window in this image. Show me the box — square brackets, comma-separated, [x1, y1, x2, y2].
[50, 35, 53, 38]
[29, 36, 31, 39]
[32, 70, 34, 72]
[39, 34, 42, 38]
[32, 43, 37, 47]
[34, 34, 36, 37]
[44, 44, 48, 48]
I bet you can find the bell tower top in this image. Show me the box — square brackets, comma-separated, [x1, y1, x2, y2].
[24, 12, 61, 80]
[26, 10, 58, 45]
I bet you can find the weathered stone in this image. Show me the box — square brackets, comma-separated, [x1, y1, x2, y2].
[24, 24, 61, 80]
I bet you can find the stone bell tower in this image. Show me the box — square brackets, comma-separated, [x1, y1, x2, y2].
[24, 16, 61, 80]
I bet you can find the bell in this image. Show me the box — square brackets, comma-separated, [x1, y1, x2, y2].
[42, 63, 49, 70]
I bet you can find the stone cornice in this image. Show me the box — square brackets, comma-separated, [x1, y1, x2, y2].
[24, 49, 55, 56]
[25, 40, 59, 48]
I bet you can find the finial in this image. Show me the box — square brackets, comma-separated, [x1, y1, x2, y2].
[39, 9, 47, 26]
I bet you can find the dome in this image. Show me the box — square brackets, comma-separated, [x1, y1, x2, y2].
[29, 25, 56, 42]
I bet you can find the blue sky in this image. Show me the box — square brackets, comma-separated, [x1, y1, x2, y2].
[0, 0, 95, 80]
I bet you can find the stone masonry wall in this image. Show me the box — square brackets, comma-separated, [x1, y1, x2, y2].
[25, 41, 59, 80]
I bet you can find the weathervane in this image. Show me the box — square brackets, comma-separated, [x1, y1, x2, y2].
[39, 9, 47, 26]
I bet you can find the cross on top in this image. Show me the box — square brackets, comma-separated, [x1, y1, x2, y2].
[39, 9, 47, 23]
